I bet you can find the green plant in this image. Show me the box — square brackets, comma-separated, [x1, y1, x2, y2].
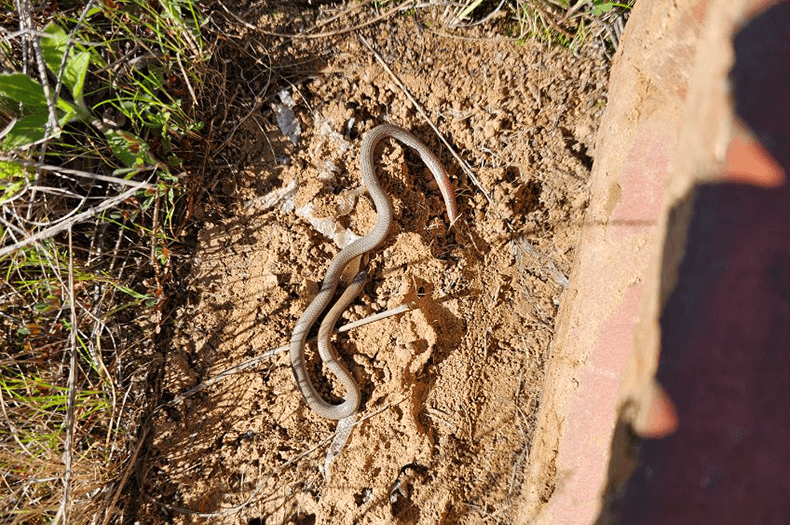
[457, 0, 487, 20]
[0, 24, 156, 167]
[0, 1, 207, 522]
[453, 0, 633, 52]
[590, 2, 633, 15]
[517, 0, 633, 52]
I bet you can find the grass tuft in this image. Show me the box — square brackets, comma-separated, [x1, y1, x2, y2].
[450, 0, 633, 53]
[1, 0, 207, 522]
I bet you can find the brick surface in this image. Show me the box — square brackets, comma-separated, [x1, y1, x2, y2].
[616, 2, 790, 523]
[516, 2, 707, 522]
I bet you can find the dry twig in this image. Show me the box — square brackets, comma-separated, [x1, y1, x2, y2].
[0, 179, 153, 258]
[0, 158, 158, 189]
[55, 227, 78, 525]
[155, 300, 422, 412]
[358, 34, 493, 207]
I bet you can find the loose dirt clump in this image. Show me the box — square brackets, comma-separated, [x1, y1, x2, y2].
[138, 8, 609, 525]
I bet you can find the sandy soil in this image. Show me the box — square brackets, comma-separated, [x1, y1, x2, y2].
[139, 7, 610, 524]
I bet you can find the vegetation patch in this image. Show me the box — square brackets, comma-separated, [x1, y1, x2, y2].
[1, 1, 206, 522]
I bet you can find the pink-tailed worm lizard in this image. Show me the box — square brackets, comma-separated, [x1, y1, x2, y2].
[289, 123, 459, 419]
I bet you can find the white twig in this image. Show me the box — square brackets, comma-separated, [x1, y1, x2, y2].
[14, 0, 28, 74]
[336, 301, 414, 333]
[0, 180, 152, 258]
[156, 302, 420, 411]
[0, 117, 18, 141]
[23, 0, 60, 139]
[56, 227, 78, 525]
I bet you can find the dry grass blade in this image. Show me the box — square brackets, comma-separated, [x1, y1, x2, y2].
[175, 53, 198, 106]
[0, 158, 158, 189]
[450, 0, 508, 28]
[54, 227, 78, 525]
[99, 426, 149, 525]
[0, 179, 153, 258]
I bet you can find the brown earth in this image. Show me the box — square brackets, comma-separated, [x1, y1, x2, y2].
[139, 7, 610, 524]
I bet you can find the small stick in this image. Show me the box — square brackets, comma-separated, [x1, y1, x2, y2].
[175, 53, 198, 108]
[0, 157, 158, 189]
[358, 34, 493, 206]
[156, 302, 420, 410]
[0, 180, 152, 258]
[24, 3, 59, 139]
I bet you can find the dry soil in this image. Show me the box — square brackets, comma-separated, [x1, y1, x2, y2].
[140, 7, 610, 524]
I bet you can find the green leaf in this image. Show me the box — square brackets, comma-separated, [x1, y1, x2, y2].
[591, 2, 631, 15]
[140, 194, 155, 212]
[146, 108, 171, 129]
[41, 25, 70, 84]
[0, 160, 28, 181]
[0, 73, 48, 107]
[34, 301, 58, 314]
[55, 97, 78, 115]
[104, 129, 156, 168]
[58, 106, 78, 127]
[41, 24, 90, 103]
[0, 160, 33, 204]
[109, 282, 150, 301]
[1, 113, 49, 151]
[67, 51, 90, 101]
[0, 73, 77, 118]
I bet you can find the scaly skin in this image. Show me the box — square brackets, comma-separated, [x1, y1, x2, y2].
[289, 123, 458, 420]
